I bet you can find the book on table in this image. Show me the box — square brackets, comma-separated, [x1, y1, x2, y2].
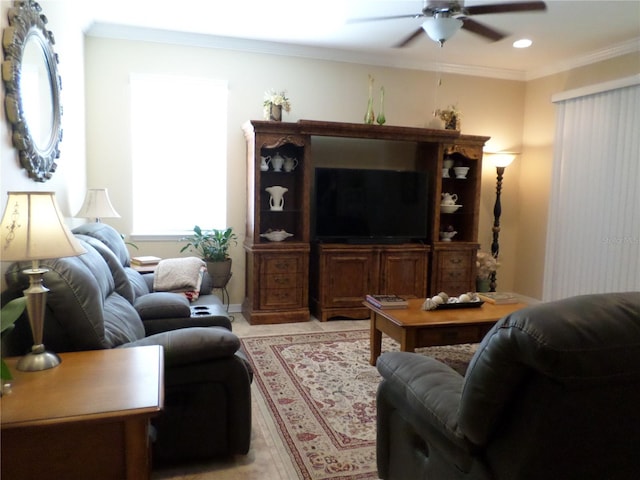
[365, 294, 408, 309]
[478, 292, 519, 304]
[131, 255, 162, 266]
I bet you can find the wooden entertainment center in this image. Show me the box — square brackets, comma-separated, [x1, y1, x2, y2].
[242, 120, 489, 325]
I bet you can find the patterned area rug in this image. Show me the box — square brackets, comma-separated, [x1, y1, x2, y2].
[241, 330, 477, 480]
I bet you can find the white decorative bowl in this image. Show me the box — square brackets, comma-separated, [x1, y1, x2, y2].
[440, 231, 457, 241]
[260, 230, 293, 242]
[440, 204, 462, 214]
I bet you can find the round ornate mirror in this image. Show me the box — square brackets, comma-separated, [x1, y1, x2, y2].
[2, 0, 63, 182]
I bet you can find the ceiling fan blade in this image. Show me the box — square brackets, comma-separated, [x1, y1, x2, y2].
[395, 27, 426, 48]
[464, 1, 546, 16]
[461, 18, 506, 41]
[347, 14, 424, 24]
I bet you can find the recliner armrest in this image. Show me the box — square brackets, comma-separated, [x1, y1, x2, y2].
[122, 327, 240, 367]
[377, 352, 473, 455]
[135, 292, 191, 319]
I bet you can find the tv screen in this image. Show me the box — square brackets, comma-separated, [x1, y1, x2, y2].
[314, 167, 429, 243]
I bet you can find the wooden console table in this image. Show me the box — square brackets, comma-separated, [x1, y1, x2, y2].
[1, 345, 164, 480]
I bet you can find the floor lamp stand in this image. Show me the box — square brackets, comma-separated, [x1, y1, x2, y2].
[490, 166, 506, 292]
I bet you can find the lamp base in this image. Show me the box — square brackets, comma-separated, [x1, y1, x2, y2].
[16, 344, 61, 371]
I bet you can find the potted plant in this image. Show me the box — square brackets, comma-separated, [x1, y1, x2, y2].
[434, 104, 462, 130]
[263, 89, 291, 121]
[476, 251, 498, 292]
[180, 226, 238, 288]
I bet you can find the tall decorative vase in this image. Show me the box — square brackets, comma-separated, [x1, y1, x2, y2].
[364, 75, 375, 124]
[376, 86, 386, 125]
[476, 277, 490, 293]
[269, 104, 282, 122]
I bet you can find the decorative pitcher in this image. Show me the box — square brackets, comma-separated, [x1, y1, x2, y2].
[283, 156, 298, 172]
[441, 193, 458, 205]
[266, 186, 288, 211]
[260, 156, 271, 171]
[271, 153, 285, 172]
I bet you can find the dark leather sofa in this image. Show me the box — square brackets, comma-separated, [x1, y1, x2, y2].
[376, 292, 640, 480]
[3, 223, 253, 464]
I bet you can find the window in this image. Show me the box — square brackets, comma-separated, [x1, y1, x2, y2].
[130, 74, 228, 237]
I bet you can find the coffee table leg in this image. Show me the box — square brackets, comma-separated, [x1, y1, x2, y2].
[370, 312, 382, 366]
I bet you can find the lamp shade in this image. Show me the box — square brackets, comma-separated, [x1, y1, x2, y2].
[1, 191, 86, 262]
[75, 188, 121, 221]
[422, 16, 463, 45]
[491, 154, 516, 168]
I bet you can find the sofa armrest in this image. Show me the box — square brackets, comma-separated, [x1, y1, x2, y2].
[134, 292, 191, 319]
[377, 352, 474, 473]
[122, 327, 239, 367]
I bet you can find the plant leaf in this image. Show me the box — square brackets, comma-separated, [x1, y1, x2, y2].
[1, 296, 26, 333]
[1, 360, 12, 381]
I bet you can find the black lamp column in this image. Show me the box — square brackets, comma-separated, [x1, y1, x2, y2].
[489, 154, 515, 292]
[490, 166, 506, 292]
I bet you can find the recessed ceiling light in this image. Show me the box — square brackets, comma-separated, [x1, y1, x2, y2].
[513, 39, 533, 49]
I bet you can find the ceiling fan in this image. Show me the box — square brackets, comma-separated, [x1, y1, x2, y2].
[350, 1, 547, 47]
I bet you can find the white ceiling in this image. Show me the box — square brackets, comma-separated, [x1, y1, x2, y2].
[85, 0, 640, 80]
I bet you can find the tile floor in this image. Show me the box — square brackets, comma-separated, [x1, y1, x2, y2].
[151, 312, 371, 480]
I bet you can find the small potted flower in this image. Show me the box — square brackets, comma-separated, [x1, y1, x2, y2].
[434, 104, 461, 130]
[263, 90, 291, 121]
[476, 251, 498, 292]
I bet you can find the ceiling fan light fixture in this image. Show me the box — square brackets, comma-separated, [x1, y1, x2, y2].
[422, 16, 463, 46]
[513, 38, 533, 48]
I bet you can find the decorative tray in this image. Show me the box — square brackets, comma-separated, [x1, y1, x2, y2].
[436, 301, 484, 310]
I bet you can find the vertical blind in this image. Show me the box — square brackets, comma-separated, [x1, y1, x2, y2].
[543, 79, 640, 301]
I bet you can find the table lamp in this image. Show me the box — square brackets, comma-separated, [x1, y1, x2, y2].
[0, 192, 86, 371]
[75, 188, 121, 222]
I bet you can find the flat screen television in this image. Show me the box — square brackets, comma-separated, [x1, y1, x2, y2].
[314, 167, 430, 243]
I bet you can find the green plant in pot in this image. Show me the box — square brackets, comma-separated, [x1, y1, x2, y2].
[180, 226, 238, 288]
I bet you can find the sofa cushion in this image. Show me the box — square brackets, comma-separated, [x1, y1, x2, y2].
[4, 238, 145, 351]
[73, 223, 132, 267]
[75, 234, 136, 304]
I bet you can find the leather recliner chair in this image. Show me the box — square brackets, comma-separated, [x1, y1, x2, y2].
[376, 292, 640, 480]
[3, 226, 253, 465]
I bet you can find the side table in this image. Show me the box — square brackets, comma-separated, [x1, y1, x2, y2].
[1, 345, 164, 480]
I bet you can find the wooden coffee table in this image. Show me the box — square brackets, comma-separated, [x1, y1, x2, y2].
[366, 298, 527, 365]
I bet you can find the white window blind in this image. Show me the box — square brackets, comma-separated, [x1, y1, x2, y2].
[543, 79, 640, 301]
[130, 74, 228, 236]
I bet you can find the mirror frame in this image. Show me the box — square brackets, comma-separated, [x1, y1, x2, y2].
[2, 0, 62, 182]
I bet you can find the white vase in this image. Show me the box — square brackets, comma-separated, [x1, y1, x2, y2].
[266, 186, 288, 211]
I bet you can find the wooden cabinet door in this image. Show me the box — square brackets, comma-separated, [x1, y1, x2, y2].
[380, 249, 427, 298]
[320, 250, 377, 308]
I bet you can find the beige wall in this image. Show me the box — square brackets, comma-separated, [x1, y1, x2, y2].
[0, 0, 88, 290]
[2, 1, 638, 304]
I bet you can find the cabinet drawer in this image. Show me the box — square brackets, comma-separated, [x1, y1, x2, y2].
[260, 288, 303, 309]
[441, 269, 467, 282]
[261, 273, 301, 289]
[264, 256, 302, 274]
[440, 252, 470, 269]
